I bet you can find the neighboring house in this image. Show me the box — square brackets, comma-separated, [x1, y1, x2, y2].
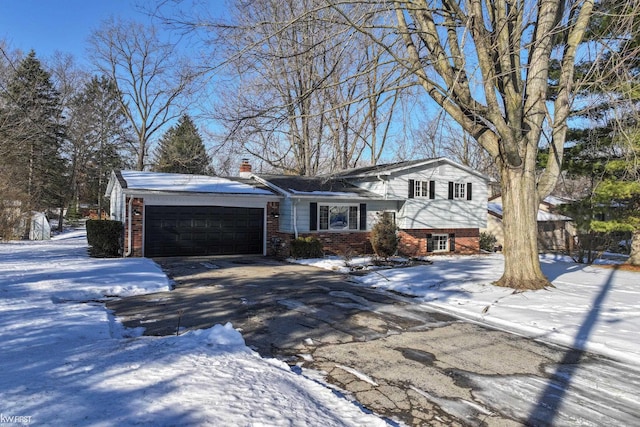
[484, 195, 574, 252]
[106, 157, 489, 258]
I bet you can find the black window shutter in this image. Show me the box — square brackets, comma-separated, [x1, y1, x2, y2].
[408, 179, 415, 199]
[429, 180, 435, 199]
[467, 183, 473, 200]
[359, 203, 367, 230]
[449, 233, 456, 252]
[426, 234, 434, 252]
[448, 182, 454, 199]
[310, 202, 317, 231]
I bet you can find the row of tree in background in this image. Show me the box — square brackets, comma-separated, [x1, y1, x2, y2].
[1, 1, 639, 283]
[0, 46, 210, 238]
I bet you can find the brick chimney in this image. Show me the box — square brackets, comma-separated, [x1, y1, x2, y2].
[239, 158, 252, 178]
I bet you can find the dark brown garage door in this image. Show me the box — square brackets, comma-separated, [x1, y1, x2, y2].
[144, 205, 264, 257]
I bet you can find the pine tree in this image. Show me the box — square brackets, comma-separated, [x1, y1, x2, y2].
[152, 115, 212, 175]
[560, 1, 640, 265]
[67, 75, 130, 217]
[0, 50, 66, 218]
[369, 213, 398, 261]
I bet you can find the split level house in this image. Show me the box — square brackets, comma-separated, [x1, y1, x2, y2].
[105, 158, 489, 258]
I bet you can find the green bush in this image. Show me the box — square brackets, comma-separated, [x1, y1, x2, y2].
[370, 213, 398, 260]
[86, 219, 123, 257]
[479, 231, 497, 252]
[290, 236, 324, 258]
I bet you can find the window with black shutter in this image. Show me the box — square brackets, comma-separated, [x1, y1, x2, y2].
[429, 180, 435, 199]
[359, 203, 367, 230]
[426, 233, 434, 252]
[309, 202, 317, 231]
[408, 179, 415, 199]
[449, 233, 456, 252]
[467, 183, 473, 200]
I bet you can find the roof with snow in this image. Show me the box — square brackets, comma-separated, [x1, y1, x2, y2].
[114, 170, 275, 195]
[256, 175, 381, 199]
[334, 157, 490, 181]
[488, 202, 573, 222]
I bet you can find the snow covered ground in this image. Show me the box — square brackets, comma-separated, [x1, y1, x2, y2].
[296, 253, 640, 366]
[3, 230, 639, 426]
[0, 230, 386, 426]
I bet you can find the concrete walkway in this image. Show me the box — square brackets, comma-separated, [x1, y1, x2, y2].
[107, 257, 640, 426]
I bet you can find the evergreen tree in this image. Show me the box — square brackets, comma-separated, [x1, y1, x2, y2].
[369, 213, 398, 261]
[0, 50, 66, 219]
[561, 0, 640, 265]
[152, 115, 212, 175]
[67, 75, 130, 217]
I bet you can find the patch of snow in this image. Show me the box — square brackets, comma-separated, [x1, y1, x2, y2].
[120, 170, 273, 195]
[297, 253, 640, 366]
[0, 230, 387, 426]
[336, 365, 379, 386]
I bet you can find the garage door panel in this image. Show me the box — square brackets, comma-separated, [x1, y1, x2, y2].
[144, 205, 264, 257]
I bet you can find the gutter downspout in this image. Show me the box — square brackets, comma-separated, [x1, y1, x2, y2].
[125, 196, 133, 257]
[293, 198, 299, 238]
[377, 174, 388, 200]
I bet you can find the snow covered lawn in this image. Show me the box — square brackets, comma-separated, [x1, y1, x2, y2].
[296, 254, 640, 366]
[0, 231, 386, 426]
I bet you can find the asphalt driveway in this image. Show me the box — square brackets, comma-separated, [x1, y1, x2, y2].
[107, 256, 640, 426]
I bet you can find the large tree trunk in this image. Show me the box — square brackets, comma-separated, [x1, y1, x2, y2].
[628, 230, 640, 266]
[497, 168, 550, 290]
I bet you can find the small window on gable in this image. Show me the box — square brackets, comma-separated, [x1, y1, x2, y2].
[414, 180, 429, 197]
[454, 183, 466, 199]
[414, 180, 434, 198]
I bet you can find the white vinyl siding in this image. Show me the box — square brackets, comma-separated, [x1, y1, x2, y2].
[392, 162, 487, 229]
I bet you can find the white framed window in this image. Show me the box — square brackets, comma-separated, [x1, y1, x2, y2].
[433, 234, 449, 252]
[319, 204, 359, 230]
[454, 183, 466, 199]
[414, 180, 430, 198]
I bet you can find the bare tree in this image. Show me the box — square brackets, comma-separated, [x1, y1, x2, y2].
[324, 0, 597, 289]
[89, 18, 198, 171]
[160, 0, 412, 175]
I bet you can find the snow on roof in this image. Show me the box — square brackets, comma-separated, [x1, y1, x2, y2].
[488, 202, 572, 221]
[120, 170, 273, 195]
[543, 195, 573, 206]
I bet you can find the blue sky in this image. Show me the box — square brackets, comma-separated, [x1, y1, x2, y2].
[0, 0, 151, 61]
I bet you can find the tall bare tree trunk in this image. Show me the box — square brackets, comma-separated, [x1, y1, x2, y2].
[498, 167, 549, 289]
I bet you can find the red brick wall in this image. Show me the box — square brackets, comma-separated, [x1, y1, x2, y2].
[275, 228, 479, 258]
[124, 197, 144, 257]
[297, 231, 373, 256]
[266, 201, 285, 257]
[398, 228, 479, 257]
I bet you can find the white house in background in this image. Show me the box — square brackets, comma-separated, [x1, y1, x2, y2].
[483, 195, 575, 252]
[106, 158, 490, 258]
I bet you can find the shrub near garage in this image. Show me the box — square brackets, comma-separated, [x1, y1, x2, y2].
[86, 219, 123, 257]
